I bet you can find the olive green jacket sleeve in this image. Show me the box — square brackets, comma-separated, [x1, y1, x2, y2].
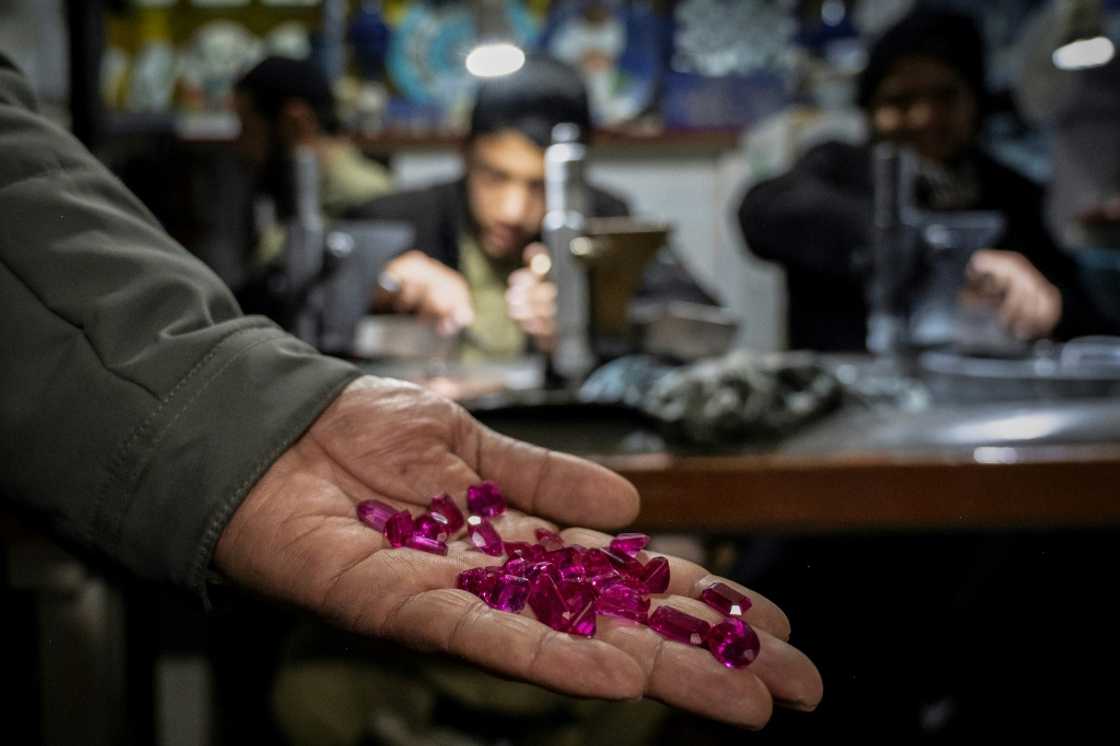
[0, 55, 361, 599]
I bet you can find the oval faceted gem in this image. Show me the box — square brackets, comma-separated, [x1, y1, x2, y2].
[355, 499, 396, 532]
[700, 582, 752, 618]
[405, 534, 448, 556]
[706, 618, 761, 669]
[648, 605, 711, 646]
[428, 494, 465, 533]
[466, 515, 504, 556]
[414, 513, 449, 541]
[596, 583, 650, 624]
[467, 481, 506, 518]
[639, 557, 671, 594]
[384, 511, 414, 548]
[609, 532, 650, 558]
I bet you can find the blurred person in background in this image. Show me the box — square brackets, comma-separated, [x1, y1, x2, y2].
[737, 9, 1112, 352]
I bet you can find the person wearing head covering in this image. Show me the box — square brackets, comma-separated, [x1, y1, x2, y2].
[736, 9, 1111, 351]
[233, 56, 393, 266]
[350, 55, 714, 361]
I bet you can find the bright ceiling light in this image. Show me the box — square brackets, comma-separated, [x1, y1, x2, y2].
[465, 42, 525, 78]
[1052, 34, 1116, 69]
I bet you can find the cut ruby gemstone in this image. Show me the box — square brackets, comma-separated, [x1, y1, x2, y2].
[428, 494, 465, 533]
[467, 481, 506, 517]
[466, 515, 504, 556]
[568, 602, 597, 637]
[596, 583, 650, 624]
[604, 548, 645, 580]
[456, 567, 489, 595]
[609, 532, 650, 558]
[558, 580, 596, 617]
[503, 557, 530, 577]
[706, 618, 761, 668]
[648, 606, 711, 646]
[528, 574, 570, 631]
[503, 541, 541, 560]
[640, 557, 671, 594]
[583, 549, 615, 575]
[355, 499, 396, 532]
[405, 534, 448, 556]
[413, 513, 449, 541]
[384, 511, 414, 548]
[700, 582, 752, 618]
[534, 528, 565, 552]
[482, 574, 530, 613]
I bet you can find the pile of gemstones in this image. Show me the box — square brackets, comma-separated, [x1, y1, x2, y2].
[355, 481, 760, 669]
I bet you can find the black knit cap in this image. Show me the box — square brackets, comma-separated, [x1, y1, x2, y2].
[235, 56, 341, 134]
[857, 9, 987, 112]
[469, 54, 592, 147]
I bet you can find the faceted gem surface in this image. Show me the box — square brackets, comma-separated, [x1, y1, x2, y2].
[405, 534, 448, 555]
[466, 515, 504, 556]
[706, 618, 761, 668]
[456, 567, 489, 594]
[483, 574, 531, 613]
[568, 599, 597, 637]
[596, 583, 650, 623]
[609, 532, 650, 558]
[355, 499, 396, 532]
[648, 605, 711, 646]
[640, 557, 671, 594]
[384, 511, 414, 548]
[467, 481, 506, 517]
[528, 574, 570, 631]
[414, 513, 449, 541]
[534, 529, 565, 552]
[428, 494, 465, 533]
[700, 582, 752, 618]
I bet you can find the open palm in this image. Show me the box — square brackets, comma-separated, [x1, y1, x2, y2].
[214, 376, 822, 727]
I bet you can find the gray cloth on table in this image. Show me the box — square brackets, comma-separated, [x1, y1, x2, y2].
[580, 350, 841, 445]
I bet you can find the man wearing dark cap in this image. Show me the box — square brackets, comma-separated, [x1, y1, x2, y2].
[234, 56, 393, 266]
[737, 9, 1109, 351]
[351, 55, 711, 358]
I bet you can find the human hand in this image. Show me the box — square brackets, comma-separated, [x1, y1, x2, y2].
[964, 249, 1062, 340]
[506, 242, 557, 351]
[213, 376, 822, 727]
[378, 250, 475, 335]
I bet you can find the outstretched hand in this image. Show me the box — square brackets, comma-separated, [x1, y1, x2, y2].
[214, 376, 822, 727]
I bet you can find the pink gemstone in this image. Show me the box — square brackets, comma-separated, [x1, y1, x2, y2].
[640, 557, 671, 594]
[558, 580, 596, 617]
[428, 494, 465, 533]
[556, 554, 588, 582]
[596, 583, 650, 624]
[699, 582, 752, 618]
[405, 534, 448, 555]
[706, 618, 761, 669]
[355, 499, 396, 532]
[604, 548, 645, 580]
[482, 574, 531, 613]
[467, 481, 506, 518]
[456, 567, 489, 595]
[534, 528, 565, 552]
[414, 513, 449, 541]
[384, 511, 414, 548]
[528, 574, 571, 631]
[568, 599, 597, 637]
[466, 515, 504, 556]
[609, 532, 650, 558]
[648, 606, 711, 646]
[503, 557, 530, 577]
[503, 541, 539, 560]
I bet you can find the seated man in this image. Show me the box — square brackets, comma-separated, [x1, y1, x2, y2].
[232, 56, 394, 318]
[351, 55, 713, 359]
[737, 9, 1109, 352]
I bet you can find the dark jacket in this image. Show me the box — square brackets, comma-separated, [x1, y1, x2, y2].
[0, 54, 360, 599]
[348, 178, 716, 307]
[737, 140, 1108, 351]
